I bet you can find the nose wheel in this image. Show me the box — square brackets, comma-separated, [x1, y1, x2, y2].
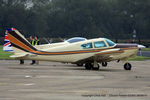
[124, 63, 132, 70]
[102, 62, 107, 67]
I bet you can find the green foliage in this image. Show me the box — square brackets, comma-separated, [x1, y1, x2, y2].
[129, 56, 150, 61]
[141, 48, 150, 51]
[0, 46, 14, 60]
[0, 0, 150, 39]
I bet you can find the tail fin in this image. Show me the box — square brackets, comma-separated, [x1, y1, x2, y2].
[7, 28, 37, 58]
[3, 31, 14, 52]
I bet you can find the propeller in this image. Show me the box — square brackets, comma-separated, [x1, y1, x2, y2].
[59, 37, 67, 42]
[43, 37, 51, 44]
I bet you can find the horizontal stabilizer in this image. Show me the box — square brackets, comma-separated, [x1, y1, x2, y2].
[10, 53, 29, 58]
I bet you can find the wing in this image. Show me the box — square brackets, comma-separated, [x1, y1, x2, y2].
[94, 48, 124, 62]
[75, 48, 124, 63]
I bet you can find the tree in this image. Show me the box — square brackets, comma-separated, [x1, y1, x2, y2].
[0, 0, 150, 40]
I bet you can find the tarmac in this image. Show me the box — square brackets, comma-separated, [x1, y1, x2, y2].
[0, 60, 150, 100]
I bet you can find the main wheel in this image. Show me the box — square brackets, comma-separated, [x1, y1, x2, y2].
[124, 63, 132, 70]
[92, 64, 100, 70]
[102, 62, 107, 67]
[85, 63, 93, 70]
[76, 63, 83, 66]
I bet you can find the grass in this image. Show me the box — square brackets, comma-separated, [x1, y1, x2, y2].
[141, 48, 150, 51]
[0, 46, 14, 60]
[129, 56, 150, 61]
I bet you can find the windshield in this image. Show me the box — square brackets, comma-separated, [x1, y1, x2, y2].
[66, 37, 87, 43]
[104, 38, 115, 46]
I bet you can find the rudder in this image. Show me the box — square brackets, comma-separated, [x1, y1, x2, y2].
[7, 28, 37, 57]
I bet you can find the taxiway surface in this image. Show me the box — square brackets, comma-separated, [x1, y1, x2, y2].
[0, 60, 150, 100]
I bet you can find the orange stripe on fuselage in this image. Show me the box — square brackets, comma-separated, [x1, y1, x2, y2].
[34, 49, 106, 55]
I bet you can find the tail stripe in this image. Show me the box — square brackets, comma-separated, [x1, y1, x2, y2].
[8, 31, 37, 51]
[7, 32, 35, 52]
[11, 42, 30, 52]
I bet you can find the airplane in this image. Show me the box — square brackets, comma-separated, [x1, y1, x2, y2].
[6, 28, 138, 70]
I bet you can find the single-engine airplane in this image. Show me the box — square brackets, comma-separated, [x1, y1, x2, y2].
[6, 28, 138, 70]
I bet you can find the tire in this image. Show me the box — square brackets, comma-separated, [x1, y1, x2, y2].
[102, 62, 107, 67]
[124, 63, 132, 70]
[77, 63, 83, 66]
[85, 63, 92, 70]
[92, 64, 100, 70]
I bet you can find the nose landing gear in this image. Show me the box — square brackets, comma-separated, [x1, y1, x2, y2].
[124, 63, 132, 70]
[102, 62, 107, 67]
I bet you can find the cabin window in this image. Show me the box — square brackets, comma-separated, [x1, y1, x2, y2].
[66, 37, 87, 43]
[94, 41, 107, 48]
[105, 38, 115, 46]
[81, 43, 93, 49]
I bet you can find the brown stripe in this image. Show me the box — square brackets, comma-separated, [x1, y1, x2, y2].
[8, 31, 37, 51]
[11, 42, 29, 52]
[33, 49, 106, 55]
[7, 33, 34, 52]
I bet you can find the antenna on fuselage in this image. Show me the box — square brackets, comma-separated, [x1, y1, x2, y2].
[43, 37, 51, 44]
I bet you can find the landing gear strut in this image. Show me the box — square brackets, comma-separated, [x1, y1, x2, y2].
[92, 61, 99, 70]
[124, 63, 132, 70]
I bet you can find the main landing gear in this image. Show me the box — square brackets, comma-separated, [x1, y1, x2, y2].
[85, 63, 93, 70]
[85, 61, 100, 70]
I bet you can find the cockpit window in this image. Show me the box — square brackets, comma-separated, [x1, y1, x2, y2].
[81, 43, 93, 49]
[66, 37, 87, 43]
[94, 41, 107, 48]
[105, 38, 115, 46]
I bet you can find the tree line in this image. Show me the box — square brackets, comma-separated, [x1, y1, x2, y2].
[0, 0, 150, 40]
